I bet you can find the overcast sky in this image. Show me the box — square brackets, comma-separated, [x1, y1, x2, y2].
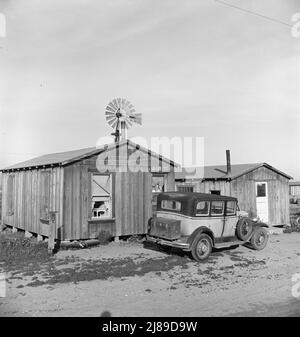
[0, 0, 299, 179]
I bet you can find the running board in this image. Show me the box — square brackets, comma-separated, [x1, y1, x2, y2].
[214, 240, 245, 249]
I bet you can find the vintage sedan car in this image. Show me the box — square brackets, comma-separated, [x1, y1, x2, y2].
[146, 192, 269, 261]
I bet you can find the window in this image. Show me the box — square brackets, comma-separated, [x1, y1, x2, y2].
[226, 201, 236, 215]
[152, 175, 165, 193]
[40, 171, 50, 220]
[196, 201, 210, 216]
[177, 185, 194, 193]
[161, 200, 181, 211]
[256, 183, 266, 197]
[91, 174, 112, 219]
[7, 174, 15, 215]
[211, 201, 224, 216]
[210, 190, 221, 195]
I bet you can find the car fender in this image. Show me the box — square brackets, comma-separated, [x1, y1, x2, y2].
[249, 222, 269, 239]
[187, 226, 215, 248]
[253, 222, 269, 229]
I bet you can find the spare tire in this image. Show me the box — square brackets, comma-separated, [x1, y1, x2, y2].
[236, 217, 253, 241]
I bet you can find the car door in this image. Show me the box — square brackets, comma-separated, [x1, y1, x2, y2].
[207, 200, 225, 238]
[222, 201, 238, 237]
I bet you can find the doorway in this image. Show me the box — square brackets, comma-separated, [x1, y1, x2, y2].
[255, 182, 269, 222]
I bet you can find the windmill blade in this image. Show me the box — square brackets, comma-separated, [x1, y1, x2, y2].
[106, 115, 116, 123]
[106, 106, 116, 113]
[112, 98, 119, 110]
[124, 117, 133, 129]
[128, 112, 142, 125]
[108, 117, 117, 127]
[117, 98, 122, 107]
[111, 118, 119, 129]
[105, 111, 116, 117]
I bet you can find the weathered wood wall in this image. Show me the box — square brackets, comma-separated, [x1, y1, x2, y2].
[115, 171, 152, 236]
[1, 167, 63, 237]
[195, 180, 231, 195]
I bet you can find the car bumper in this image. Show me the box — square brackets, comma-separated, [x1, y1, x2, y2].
[146, 235, 190, 251]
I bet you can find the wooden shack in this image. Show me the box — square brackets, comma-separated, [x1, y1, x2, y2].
[175, 159, 292, 226]
[1, 140, 176, 240]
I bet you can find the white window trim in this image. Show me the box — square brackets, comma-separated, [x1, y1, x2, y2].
[91, 173, 113, 220]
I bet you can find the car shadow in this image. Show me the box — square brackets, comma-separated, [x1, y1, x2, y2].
[143, 240, 242, 260]
[143, 241, 191, 259]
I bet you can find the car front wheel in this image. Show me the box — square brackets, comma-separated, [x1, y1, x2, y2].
[191, 233, 213, 261]
[250, 227, 269, 250]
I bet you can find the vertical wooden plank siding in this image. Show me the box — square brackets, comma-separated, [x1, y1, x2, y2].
[80, 164, 89, 238]
[114, 171, 152, 236]
[73, 164, 81, 239]
[1, 168, 63, 237]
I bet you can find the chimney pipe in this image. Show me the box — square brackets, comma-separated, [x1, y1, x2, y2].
[226, 150, 231, 175]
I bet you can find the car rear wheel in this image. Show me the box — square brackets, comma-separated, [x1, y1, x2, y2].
[191, 234, 212, 262]
[250, 227, 269, 250]
[236, 218, 253, 241]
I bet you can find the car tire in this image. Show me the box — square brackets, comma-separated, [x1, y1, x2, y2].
[191, 233, 213, 262]
[250, 227, 269, 250]
[236, 218, 253, 241]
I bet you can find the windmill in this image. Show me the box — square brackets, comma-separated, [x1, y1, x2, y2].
[105, 98, 142, 142]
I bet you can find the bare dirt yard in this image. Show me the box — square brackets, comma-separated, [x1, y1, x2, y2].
[0, 232, 300, 317]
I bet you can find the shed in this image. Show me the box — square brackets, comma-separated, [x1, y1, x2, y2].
[175, 161, 292, 226]
[1, 140, 176, 240]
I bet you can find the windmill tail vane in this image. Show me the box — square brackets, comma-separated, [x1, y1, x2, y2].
[105, 98, 142, 142]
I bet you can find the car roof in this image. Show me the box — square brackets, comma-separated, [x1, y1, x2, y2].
[157, 192, 237, 203]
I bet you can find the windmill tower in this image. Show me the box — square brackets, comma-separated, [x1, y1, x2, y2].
[105, 98, 142, 142]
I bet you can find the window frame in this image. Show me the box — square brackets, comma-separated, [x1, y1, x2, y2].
[210, 200, 225, 216]
[91, 173, 113, 220]
[195, 200, 210, 217]
[225, 201, 236, 216]
[161, 200, 181, 212]
[256, 182, 267, 198]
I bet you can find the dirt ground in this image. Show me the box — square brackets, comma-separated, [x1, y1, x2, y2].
[0, 232, 300, 317]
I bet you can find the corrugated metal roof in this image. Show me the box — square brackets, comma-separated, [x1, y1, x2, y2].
[175, 163, 292, 180]
[1, 140, 177, 171]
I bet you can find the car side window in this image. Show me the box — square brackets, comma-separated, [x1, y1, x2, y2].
[211, 201, 224, 216]
[226, 201, 236, 215]
[196, 201, 210, 216]
[161, 200, 181, 211]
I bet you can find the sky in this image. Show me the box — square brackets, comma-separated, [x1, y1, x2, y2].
[0, 0, 299, 179]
